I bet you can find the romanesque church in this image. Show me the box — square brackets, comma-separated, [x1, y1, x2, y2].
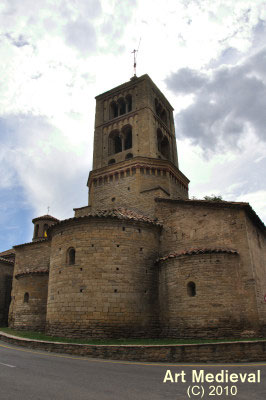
[0, 74, 265, 339]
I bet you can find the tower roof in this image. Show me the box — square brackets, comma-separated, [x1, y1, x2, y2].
[95, 74, 174, 110]
[32, 214, 59, 223]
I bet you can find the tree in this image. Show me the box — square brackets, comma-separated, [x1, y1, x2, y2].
[203, 194, 223, 202]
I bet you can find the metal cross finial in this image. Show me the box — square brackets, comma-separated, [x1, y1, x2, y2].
[132, 49, 137, 76]
[131, 38, 141, 77]
[47, 206, 50, 214]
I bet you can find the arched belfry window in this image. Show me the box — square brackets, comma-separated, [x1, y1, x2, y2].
[24, 292, 29, 303]
[43, 224, 48, 238]
[187, 282, 196, 297]
[109, 101, 118, 119]
[118, 98, 126, 116]
[157, 129, 163, 153]
[155, 98, 168, 126]
[161, 136, 170, 159]
[123, 125, 132, 150]
[109, 130, 122, 155]
[126, 94, 132, 112]
[34, 224, 39, 239]
[67, 248, 76, 265]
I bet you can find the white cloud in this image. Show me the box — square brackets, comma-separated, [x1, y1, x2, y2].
[0, 0, 265, 253]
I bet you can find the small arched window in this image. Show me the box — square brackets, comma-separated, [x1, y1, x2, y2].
[67, 248, 76, 265]
[24, 292, 29, 303]
[187, 282, 196, 297]
[125, 153, 133, 160]
[108, 158, 116, 165]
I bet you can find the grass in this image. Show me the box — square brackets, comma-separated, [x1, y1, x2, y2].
[1, 327, 266, 346]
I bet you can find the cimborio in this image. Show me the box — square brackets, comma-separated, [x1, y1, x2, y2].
[0, 74, 265, 340]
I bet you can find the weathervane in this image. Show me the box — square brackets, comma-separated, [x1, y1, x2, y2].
[131, 38, 141, 77]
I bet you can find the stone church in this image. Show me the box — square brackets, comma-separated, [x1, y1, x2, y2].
[0, 74, 265, 339]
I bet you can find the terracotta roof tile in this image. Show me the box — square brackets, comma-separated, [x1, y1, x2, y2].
[156, 248, 238, 263]
[0, 249, 15, 257]
[48, 208, 162, 231]
[13, 238, 49, 249]
[15, 268, 49, 279]
[32, 214, 59, 223]
[0, 257, 14, 265]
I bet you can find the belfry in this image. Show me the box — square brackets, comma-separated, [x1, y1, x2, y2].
[85, 74, 189, 217]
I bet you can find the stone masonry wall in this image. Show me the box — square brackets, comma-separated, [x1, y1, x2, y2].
[89, 161, 188, 217]
[155, 200, 260, 331]
[0, 262, 13, 326]
[158, 253, 252, 338]
[244, 215, 266, 331]
[46, 217, 160, 339]
[9, 275, 49, 331]
[9, 241, 51, 331]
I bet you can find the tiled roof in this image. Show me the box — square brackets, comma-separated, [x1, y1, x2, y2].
[48, 207, 162, 231]
[156, 248, 238, 263]
[0, 257, 14, 265]
[155, 198, 265, 231]
[15, 268, 49, 279]
[32, 214, 59, 223]
[13, 238, 49, 249]
[0, 249, 15, 257]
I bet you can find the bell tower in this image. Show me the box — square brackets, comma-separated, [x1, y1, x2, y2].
[86, 74, 189, 216]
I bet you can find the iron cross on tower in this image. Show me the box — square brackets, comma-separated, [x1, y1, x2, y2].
[131, 38, 141, 77]
[132, 49, 137, 76]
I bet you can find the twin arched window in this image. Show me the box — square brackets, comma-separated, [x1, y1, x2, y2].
[108, 125, 132, 156]
[109, 95, 132, 120]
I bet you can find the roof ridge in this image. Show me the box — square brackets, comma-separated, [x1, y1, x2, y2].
[156, 247, 238, 263]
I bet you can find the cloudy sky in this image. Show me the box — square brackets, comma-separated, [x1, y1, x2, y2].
[0, 0, 265, 252]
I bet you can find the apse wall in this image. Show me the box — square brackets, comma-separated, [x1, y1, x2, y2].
[9, 240, 50, 331]
[46, 217, 160, 338]
[158, 252, 256, 338]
